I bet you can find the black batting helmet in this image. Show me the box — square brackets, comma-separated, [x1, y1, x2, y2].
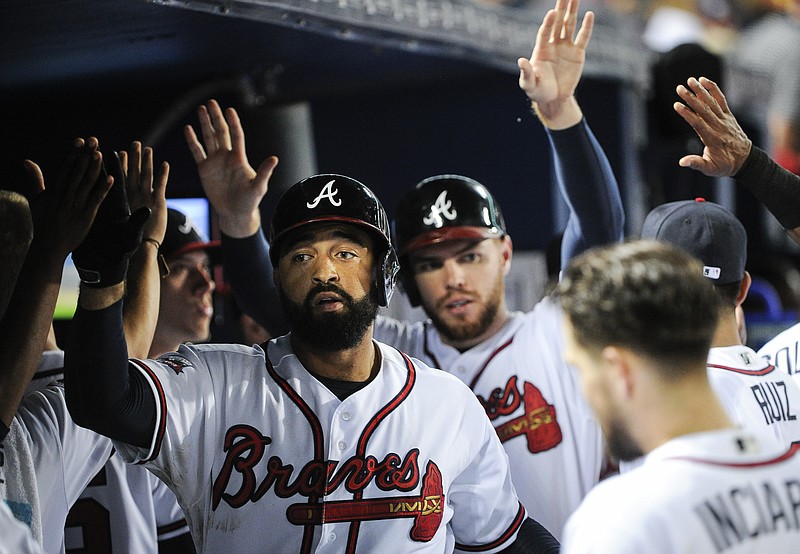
[393, 175, 506, 306]
[269, 174, 400, 307]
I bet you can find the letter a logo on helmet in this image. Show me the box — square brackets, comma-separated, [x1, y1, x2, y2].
[306, 180, 342, 208]
[269, 174, 399, 307]
[422, 191, 457, 228]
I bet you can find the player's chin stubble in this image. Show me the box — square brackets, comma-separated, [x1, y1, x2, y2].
[278, 284, 379, 352]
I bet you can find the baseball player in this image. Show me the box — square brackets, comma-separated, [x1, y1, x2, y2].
[194, 0, 623, 538]
[26, 145, 194, 554]
[557, 240, 800, 553]
[669, 75, 800, 381]
[64, 174, 561, 552]
[0, 138, 116, 552]
[641, 198, 800, 447]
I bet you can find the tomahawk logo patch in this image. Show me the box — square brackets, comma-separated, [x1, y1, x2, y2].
[307, 180, 342, 208]
[159, 354, 193, 375]
[422, 191, 457, 228]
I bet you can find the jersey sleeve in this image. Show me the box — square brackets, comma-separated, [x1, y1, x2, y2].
[547, 118, 625, 271]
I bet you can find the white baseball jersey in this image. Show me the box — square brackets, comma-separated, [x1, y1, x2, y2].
[758, 322, 800, 385]
[707, 344, 800, 445]
[563, 429, 800, 552]
[0, 498, 42, 554]
[114, 336, 527, 553]
[374, 295, 605, 539]
[12, 384, 112, 553]
[28, 350, 190, 554]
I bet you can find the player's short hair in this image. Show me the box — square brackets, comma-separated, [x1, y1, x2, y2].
[0, 190, 33, 319]
[556, 240, 719, 373]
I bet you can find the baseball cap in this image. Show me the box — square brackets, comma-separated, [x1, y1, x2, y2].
[161, 208, 221, 262]
[641, 198, 747, 285]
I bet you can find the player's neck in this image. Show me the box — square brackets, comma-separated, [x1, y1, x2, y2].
[636, 374, 735, 453]
[710, 311, 744, 348]
[292, 332, 380, 383]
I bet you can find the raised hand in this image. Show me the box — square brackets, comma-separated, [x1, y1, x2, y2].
[23, 137, 112, 261]
[518, 0, 593, 128]
[71, 149, 150, 288]
[674, 76, 753, 177]
[184, 99, 278, 237]
[121, 141, 169, 246]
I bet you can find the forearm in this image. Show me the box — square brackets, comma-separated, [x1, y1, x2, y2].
[123, 240, 161, 358]
[548, 119, 625, 270]
[64, 289, 155, 447]
[0, 242, 64, 427]
[735, 145, 800, 232]
[222, 230, 288, 336]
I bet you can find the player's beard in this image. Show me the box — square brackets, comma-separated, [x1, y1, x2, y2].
[279, 283, 379, 352]
[423, 271, 504, 344]
[605, 416, 643, 462]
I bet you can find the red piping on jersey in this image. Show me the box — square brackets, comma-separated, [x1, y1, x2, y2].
[265, 345, 325, 554]
[455, 502, 526, 552]
[469, 337, 515, 391]
[130, 358, 168, 463]
[667, 441, 800, 468]
[423, 321, 444, 370]
[345, 350, 417, 554]
[706, 362, 776, 376]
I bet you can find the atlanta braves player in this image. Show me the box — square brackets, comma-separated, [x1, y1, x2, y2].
[190, 0, 623, 539]
[641, 198, 800, 446]
[0, 137, 116, 553]
[64, 174, 560, 552]
[557, 240, 800, 553]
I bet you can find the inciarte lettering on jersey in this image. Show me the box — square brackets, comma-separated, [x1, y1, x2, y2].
[750, 381, 797, 426]
[478, 376, 562, 453]
[211, 425, 444, 540]
[694, 478, 800, 551]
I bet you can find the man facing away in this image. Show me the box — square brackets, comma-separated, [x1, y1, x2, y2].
[557, 240, 800, 553]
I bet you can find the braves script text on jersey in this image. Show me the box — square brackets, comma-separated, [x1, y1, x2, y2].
[113, 336, 526, 553]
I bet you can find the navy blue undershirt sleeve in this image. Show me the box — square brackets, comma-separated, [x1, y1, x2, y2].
[64, 299, 155, 448]
[498, 517, 560, 553]
[222, 231, 289, 337]
[735, 145, 800, 230]
[547, 118, 625, 272]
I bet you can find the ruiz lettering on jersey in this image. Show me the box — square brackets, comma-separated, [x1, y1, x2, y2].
[694, 478, 800, 551]
[211, 425, 443, 542]
[750, 381, 797, 425]
[478, 376, 562, 453]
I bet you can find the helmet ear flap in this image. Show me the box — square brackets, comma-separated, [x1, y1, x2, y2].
[377, 248, 400, 307]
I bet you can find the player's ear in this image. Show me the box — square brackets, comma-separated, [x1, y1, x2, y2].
[500, 235, 513, 276]
[273, 270, 281, 290]
[601, 345, 635, 400]
[736, 271, 752, 307]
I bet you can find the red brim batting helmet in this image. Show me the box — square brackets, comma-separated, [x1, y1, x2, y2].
[269, 174, 400, 307]
[393, 175, 506, 306]
[394, 174, 506, 257]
